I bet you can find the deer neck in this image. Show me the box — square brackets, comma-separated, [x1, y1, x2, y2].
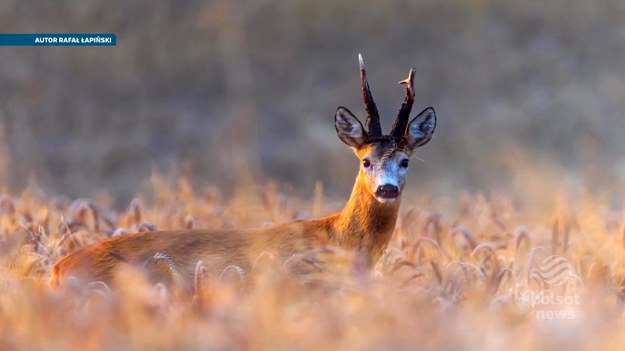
[333, 172, 400, 263]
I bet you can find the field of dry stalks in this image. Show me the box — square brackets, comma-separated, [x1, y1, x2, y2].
[0, 174, 624, 351]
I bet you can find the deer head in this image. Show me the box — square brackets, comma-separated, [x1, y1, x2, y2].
[335, 54, 436, 203]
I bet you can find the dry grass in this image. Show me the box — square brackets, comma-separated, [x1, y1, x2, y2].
[0, 174, 624, 351]
[2, 3, 623, 349]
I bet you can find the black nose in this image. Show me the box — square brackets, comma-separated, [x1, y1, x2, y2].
[375, 184, 399, 199]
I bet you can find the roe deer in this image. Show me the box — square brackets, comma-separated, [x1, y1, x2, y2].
[49, 54, 437, 288]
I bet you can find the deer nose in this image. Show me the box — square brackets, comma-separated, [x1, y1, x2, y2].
[375, 184, 399, 199]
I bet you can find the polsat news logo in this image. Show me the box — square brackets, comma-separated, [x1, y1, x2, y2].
[538, 255, 576, 286]
[519, 255, 583, 320]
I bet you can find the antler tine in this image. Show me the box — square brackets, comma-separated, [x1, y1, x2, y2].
[358, 54, 383, 137]
[390, 68, 416, 138]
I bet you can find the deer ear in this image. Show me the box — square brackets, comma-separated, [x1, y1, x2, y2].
[335, 107, 367, 149]
[405, 107, 436, 150]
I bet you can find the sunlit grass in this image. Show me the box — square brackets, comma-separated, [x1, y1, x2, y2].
[0, 174, 624, 350]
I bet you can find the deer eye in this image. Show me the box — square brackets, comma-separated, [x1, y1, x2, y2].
[362, 159, 371, 168]
[400, 159, 409, 168]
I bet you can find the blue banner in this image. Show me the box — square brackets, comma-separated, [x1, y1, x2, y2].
[0, 34, 116, 46]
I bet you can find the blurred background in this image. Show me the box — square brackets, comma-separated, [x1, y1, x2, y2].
[1, 0, 625, 207]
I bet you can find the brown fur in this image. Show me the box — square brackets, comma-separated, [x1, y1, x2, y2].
[49, 170, 400, 288]
[50, 57, 436, 288]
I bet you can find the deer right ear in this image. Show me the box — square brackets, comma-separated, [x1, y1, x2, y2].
[335, 107, 367, 149]
[405, 107, 436, 150]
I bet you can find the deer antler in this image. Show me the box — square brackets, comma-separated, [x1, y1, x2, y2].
[390, 68, 416, 138]
[359, 54, 382, 137]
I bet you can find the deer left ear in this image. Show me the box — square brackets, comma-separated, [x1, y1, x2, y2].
[335, 106, 368, 149]
[405, 107, 436, 150]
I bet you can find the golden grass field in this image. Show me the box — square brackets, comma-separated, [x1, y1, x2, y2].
[3, 2, 625, 350]
[0, 173, 624, 351]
